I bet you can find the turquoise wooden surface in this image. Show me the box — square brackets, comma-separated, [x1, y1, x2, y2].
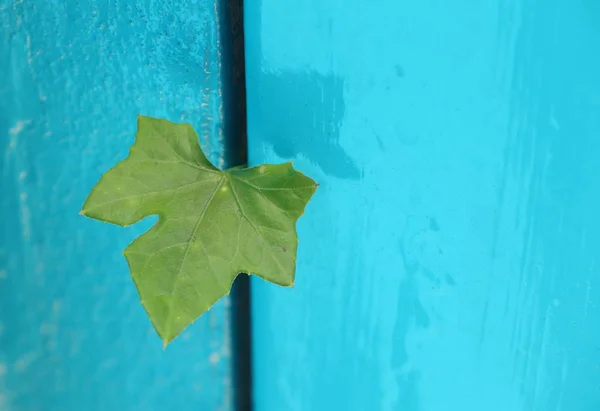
[0, 1, 240, 409]
[246, 0, 600, 410]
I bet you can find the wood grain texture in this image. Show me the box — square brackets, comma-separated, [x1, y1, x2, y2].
[0, 1, 239, 409]
[245, 0, 600, 410]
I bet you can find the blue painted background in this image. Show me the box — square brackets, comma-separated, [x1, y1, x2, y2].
[246, 0, 600, 410]
[3, 0, 600, 409]
[0, 1, 239, 409]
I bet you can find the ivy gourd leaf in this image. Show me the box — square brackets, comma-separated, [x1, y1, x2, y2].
[81, 116, 317, 346]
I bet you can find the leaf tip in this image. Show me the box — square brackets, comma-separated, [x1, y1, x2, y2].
[290, 282, 295, 289]
[163, 339, 168, 350]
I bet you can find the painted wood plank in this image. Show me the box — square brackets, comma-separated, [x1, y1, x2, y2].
[245, 0, 600, 409]
[0, 1, 239, 409]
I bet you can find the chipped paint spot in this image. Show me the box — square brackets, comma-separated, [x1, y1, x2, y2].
[0, 270, 7, 279]
[25, 34, 33, 65]
[18, 171, 27, 181]
[209, 352, 220, 365]
[9, 120, 31, 137]
[52, 300, 62, 315]
[35, 262, 44, 274]
[8, 120, 31, 150]
[100, 358, 118, 369]
[14, 352, 39, 373]
[0, 393, 7, 410]
[39, 324, 57, 335]
[18, 190, 31, 240]
[0, 363, 6, 376]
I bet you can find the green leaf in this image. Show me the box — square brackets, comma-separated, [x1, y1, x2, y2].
[81, 116, 317, 345]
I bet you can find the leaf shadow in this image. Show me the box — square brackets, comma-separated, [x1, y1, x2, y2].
[255, 69, 361, 180]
